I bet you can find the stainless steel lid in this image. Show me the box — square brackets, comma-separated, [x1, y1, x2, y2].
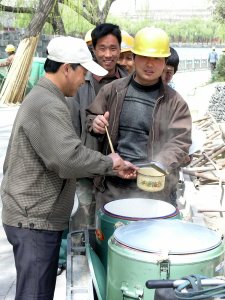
[114, 220, 222, 254]
[104, 198, 176, 218]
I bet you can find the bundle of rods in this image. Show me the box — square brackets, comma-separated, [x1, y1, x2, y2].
[183, 113, 225, 187]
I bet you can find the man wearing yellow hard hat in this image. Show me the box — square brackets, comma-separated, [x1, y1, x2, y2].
[84, 28, 95, 59]
[84, 28, 93, 46]
[86, 27, 192, 209]
[118, 30, 135, 74]
[0, 44, 16, 68]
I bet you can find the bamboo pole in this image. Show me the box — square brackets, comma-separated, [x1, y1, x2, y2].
[190, 144, 224, 167]
[183, 169, 225, 182]
[193, 116, 211, 123]
[0, 35, 39, 105]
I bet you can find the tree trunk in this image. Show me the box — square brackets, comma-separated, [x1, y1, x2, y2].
[51, 1, 66, 35]
[23, 0, 57, 38]
[0, 0, 57, 104]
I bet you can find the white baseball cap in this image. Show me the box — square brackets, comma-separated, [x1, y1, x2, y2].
[47, 36, 108, 76]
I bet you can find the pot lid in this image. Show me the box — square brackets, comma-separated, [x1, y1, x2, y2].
[104, 198, 176, 219]
[114, 220, 222, 254]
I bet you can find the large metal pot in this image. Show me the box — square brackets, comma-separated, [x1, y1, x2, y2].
[106, 219, 225, 300]
[95, 198, 179, 269]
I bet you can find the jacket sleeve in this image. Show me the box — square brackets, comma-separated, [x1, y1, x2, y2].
[153, 95, 192, 171]
[27, 101, 113, 179]
[86, 85, 109, 133]
[67, 93, 81, 137]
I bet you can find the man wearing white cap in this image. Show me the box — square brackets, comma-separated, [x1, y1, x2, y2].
[1, 36, 137, 300]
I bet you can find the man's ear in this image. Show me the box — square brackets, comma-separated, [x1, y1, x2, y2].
[61, 63, 70, 75]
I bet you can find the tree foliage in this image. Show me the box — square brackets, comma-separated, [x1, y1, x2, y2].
[213, 0, 225, 24]
[0, 0, 115, 35]
[211, 54, 225, 82]
[0, 0, 225, 44]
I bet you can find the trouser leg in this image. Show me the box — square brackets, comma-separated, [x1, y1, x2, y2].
[3, 224, 62, 300]
[58, 229, 68, 269]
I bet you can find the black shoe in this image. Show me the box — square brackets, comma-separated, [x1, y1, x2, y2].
[57, 264, 66, 276]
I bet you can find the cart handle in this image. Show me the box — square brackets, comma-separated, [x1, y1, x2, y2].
[146, 280, 174, 289]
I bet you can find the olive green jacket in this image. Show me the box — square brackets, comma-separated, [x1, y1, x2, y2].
[1, 77, 113, 231]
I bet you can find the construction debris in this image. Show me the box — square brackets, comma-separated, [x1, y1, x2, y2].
[208, 83, 225, 122]
[183, 113, 225, 187]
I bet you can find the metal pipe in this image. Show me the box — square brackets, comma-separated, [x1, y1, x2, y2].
[146, 278, 225, 289]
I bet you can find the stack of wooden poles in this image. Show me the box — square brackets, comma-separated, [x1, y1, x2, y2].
[0, 35, 39, 105]
[183, 113, 225, 188]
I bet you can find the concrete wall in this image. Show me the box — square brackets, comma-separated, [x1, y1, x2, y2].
[0, 30, 52, 59]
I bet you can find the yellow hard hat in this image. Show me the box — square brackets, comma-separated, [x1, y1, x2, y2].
[84, 28, 94, 44]
[121, 30, 134, 53]
[132, 27, 170, 57]
[5, 44, 16, 52]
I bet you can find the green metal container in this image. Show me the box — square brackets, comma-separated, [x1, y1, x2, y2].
[106, 219, 225, 300]
[96, 198, 179, 269]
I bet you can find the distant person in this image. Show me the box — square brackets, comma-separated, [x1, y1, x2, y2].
[161, 47, 179, 88]
[0, 44, 16, 69]
[118, 30, 135, 74]
[208, 47, 218, 72]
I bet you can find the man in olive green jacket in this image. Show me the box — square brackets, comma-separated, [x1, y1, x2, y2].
[1, 36, 136, 300]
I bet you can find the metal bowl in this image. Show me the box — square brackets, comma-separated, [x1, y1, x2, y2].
[137, 167, 165, 192]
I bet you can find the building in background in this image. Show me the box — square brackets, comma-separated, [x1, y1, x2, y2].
[110, 0, 214, 22]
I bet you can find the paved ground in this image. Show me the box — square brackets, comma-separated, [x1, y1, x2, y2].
[0, 70, 217, 300]
[173, 69, 213, 113]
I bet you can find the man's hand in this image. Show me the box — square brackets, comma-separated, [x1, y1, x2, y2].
[117, 160, 138, 179]
[108, 153, 138, 179]
[93, 112, 109, 134]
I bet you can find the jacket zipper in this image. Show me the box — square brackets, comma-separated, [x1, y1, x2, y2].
[107, 89, 119, 154]
[150, 94, 164, 159]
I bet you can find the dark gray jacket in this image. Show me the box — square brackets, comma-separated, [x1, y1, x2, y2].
[1, 77, 113, 231]
[68, 66, 128, 150]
